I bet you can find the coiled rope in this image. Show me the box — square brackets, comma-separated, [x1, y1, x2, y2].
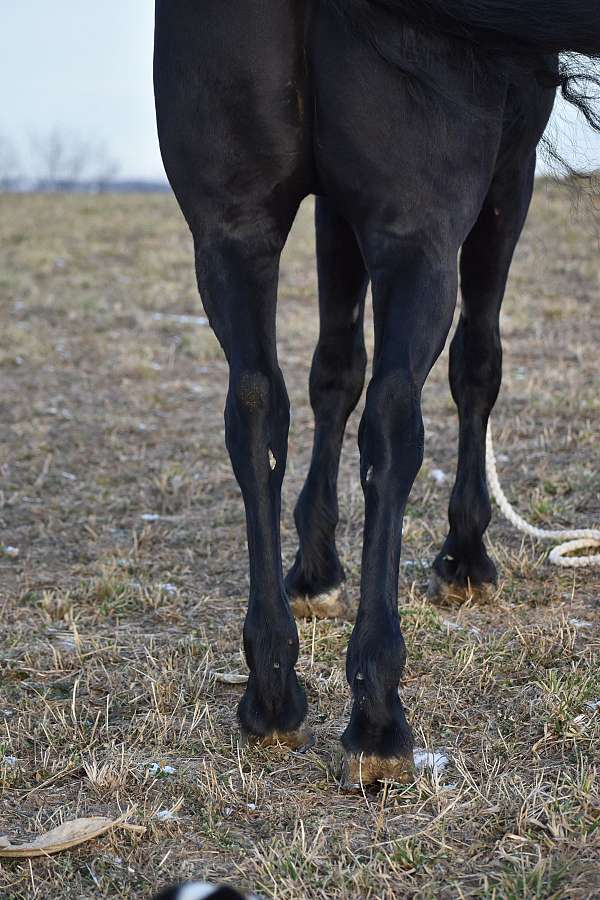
[486, 422, 600, 568]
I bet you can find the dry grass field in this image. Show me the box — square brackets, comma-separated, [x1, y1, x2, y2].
[1, 183, 599, 899]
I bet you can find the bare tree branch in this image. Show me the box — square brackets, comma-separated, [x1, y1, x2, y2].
[30, 129, 120, 190]
[0, 135, 20, 189]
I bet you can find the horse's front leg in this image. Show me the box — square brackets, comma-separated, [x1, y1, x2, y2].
[195, 227, 311, 748]
[341, 239, 458, 787]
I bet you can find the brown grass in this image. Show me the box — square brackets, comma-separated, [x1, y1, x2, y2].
[0, 183, 599, 899]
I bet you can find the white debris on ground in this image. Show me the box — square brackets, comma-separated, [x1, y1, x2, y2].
[148, 763, 176, 777]
[155, 809, 177, 821]
[210, 670, 249, 684]
[413, 748, 449, 775]
[401, 558, 430, 569]
[1, 546, 20, 559]
[141, 514, 161, 522]
[2, 756, 17, 767]
[151, 312, 208, 327]
[430, 468, 448, 485]
[569, 619, 593, 629]
[585, 700, 600, 710]
[441, 619, 463, 632]
[160, 583, 178, 595]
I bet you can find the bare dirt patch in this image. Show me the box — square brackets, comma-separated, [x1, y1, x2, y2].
[1, 185, 599, 898]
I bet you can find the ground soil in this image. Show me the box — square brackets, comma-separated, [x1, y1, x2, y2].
[0, 184, 598, 898]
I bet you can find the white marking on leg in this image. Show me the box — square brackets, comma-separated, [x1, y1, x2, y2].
[268, 449, 276, 471]
[176, 884, 220, 900]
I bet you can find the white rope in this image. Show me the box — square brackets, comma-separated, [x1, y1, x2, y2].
[486, 422, 600, 568]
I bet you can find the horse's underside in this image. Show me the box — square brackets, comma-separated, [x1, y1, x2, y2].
[154, 0, 596, 786]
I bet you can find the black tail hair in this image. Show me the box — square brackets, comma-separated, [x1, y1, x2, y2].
[333, 0, 600, 168]
[360, 0, 600, 58]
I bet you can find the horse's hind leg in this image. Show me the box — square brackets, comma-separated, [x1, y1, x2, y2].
[155, 0, 312, 746]
[286, 197, 368, 620]
[429, 154, 537, 603]
[193, 222, 311, 747]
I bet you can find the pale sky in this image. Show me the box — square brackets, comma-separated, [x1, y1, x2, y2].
[1, 1, 162, 180]
[1, 1, 599, 181]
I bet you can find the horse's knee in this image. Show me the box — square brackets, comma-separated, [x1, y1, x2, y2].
[309, 337, 367, 416]
[227, 368, 288, 422]
[360, 371, 424, 482]
[366, 371, 420, 422]
[233, 370, 272, 415]
[450, 316, 502, 411]
[225, 368, 289, 477]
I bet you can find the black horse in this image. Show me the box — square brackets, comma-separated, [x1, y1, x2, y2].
[154, 0, 600, 786]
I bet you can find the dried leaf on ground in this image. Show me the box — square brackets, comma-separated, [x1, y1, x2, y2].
[0, 816, 145, 859]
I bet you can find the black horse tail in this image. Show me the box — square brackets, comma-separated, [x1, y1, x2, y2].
[359, 0, 600, 58]
[332, 0, 600, 150]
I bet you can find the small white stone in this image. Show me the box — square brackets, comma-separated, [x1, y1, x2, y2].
[401, 558, 430, 569]
[2, 546, 19, 559]
[413, 748, 449, 774]
[148, 762, 176, 776]
[442, 619, 463, 632]
[155, 809, 177, 820]
[430, 468, 448, 485]
[151, 312, 208, 327]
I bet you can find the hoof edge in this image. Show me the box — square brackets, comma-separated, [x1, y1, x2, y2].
[340, 751, 415, 790]
[289, 586, 356, 621]
[242, 726, 315, 752]
[427, 572, 496, 606]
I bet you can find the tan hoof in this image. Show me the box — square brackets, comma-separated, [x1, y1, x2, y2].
[289, 586, 356, 621]
[427, 572, 495, 606]
[340, 751, 415, 790]
[243, 725, 315, 751]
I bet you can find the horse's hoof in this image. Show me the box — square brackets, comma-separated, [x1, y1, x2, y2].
[243, 725, 315, 752]
[289, 585, 356, 621]
[427, 572, 496, 606]
[340, 751, 415, 791]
